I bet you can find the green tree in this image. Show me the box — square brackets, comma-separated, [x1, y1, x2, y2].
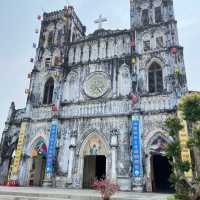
[178, 93, 200, 123]
[179, 93, 200, 176]
[164, 117, 189, 178]
[164, 116, 199, 200]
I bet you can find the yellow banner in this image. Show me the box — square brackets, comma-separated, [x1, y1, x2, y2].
[11, 122, 27, 176]
[178, 111, 193, 177]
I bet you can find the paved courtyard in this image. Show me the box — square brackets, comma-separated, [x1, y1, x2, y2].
[0, 187, 171, 200]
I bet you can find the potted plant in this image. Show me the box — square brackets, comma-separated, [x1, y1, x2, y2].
[92, 179, 119, 200]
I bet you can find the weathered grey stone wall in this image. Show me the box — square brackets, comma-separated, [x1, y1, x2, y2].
[0, 0, 188, 192]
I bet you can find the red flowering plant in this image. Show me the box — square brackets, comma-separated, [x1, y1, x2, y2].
[92, 179, 119, 200]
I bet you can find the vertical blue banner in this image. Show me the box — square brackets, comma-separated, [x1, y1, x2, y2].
[45, 121, 58, 175]
[132, 115, 142, 177]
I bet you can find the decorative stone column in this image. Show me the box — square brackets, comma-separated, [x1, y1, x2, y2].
[55, 132, 68, 188]
[145, 154, 152, 192]
[66, 131, 77, 186]
[110, 129, 119, 181]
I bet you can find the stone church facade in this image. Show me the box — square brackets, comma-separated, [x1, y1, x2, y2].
[0, 0, 187, 192]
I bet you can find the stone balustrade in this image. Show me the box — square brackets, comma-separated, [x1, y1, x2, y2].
[18, 95, 177, 121]
[140, 94, 177, 112]
[31, 106, 53, 120]
[29, 100, 133, 121]
[61, 99, 133, 118]
[14, 109, 26, 122]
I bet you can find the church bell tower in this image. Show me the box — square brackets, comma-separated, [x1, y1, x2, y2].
[129, 0, 188, 192]
[130, 0, 187, 96]
[26, 6, 86, 111]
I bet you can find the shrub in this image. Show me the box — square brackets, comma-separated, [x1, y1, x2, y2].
[92, 179, 119, 200]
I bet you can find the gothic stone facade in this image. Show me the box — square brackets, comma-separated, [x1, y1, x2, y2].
[0, 0, 187, 191]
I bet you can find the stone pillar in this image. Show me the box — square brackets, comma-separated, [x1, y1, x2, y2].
[66, 131, 77, 186]
[18, 155, 30, 186]
[111, 146, 117, 181]
[110, 129, 119, 182]
[67, 146, 75, 184]
[146, 154, 152, 192]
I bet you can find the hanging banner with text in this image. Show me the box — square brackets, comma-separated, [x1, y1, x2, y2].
[132, 115, 142, 177]
[11, 122, 27, 178]
[45, 120, 58, 176]
[178, 111, 193, 178]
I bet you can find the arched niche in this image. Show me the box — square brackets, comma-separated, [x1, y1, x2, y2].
[63, 71, 79, 102]
[79, 132, 109, 158]
[144, 131, 173, 192]
[146, 133, 171, 155]
[118, 64, 132, 96]
[52, 48, 62, 66]
[31, 137, 47, 158]
[57, 135, 70, 174]
[20, 136, 47, 186]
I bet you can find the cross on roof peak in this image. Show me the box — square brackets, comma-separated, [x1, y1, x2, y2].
[64, 0, 70, 9]
[94, 14, 107, 30]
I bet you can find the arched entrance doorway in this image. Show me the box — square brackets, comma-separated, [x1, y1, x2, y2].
[79, 132, 109, 189]
[145, 133, 174, 192]
[151, 154, 173, 192]
[83, 155, 106, 188]
[29, 138, 47, 186]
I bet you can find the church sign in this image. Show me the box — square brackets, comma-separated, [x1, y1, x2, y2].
[45, 120, 58, 176]
[131, 116, 142, 177]
[8, 122, 27, 184]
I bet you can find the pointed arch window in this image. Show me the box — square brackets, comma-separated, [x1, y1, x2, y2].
[155, 7, 162, 23]
[148, 63, 163, 93]
[48, 31, 54, 46]
[43, 78, 54, 104]
[142, 9, 149, 26]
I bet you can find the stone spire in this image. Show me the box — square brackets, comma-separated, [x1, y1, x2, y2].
[130, 0, 135, 29]
[6, 102, 15, 123]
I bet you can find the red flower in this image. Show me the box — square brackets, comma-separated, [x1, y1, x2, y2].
[92, 179, 119, 199]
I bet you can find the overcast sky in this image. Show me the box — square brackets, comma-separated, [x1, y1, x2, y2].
[0, 0, 199, 134]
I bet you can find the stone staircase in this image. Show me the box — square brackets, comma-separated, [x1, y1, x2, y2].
[0, 187, 171, 200]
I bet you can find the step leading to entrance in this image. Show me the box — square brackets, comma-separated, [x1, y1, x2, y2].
[0, 187, 171, 200]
